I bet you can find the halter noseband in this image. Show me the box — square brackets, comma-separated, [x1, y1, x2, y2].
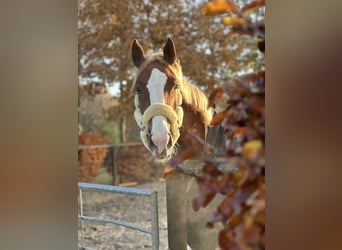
[134, 91, 184, 153]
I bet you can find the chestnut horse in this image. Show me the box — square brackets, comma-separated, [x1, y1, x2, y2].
[131, 38, 222, 250]
[132, 38, 213, 161]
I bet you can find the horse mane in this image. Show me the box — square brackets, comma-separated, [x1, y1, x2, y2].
[181, 79, 212, 126]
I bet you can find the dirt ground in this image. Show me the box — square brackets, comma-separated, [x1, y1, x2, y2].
[78, 180, 169, 250]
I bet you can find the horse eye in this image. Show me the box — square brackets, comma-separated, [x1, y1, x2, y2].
[173, 85, 179, 91]
[135, 87, 141, 95]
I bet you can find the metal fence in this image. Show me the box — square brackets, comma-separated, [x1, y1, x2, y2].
[78, 182, 159, 250]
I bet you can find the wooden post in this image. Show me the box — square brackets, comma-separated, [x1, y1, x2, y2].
[166, 173, 187, 250]
[112, 147, 120, 186]
[119, 117, 127, 143]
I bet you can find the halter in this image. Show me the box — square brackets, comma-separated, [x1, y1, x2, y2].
[134, 91, 184, 153]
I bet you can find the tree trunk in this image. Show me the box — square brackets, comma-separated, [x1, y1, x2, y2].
[119, 116, 127, 143]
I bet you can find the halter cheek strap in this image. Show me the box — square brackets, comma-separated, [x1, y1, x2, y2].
[134, 92, 183, 151]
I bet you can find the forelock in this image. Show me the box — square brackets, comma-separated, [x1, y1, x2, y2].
[133, 52, 183, 88]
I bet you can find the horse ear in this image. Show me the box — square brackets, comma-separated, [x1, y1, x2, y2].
[163, 38, 177, 65]
[132, 40, 145, 68]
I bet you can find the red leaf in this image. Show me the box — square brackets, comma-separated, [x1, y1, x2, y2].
[202, 163, 222, 177]
[218, 175, 234, 194]
[242, 0, 265, 15]
[192, 196, 202, 211]
[229, 213, 243, 228]
[192, 192, 216, 211]
[165, 149, 197, 168]
[194, 177, 220, 208]
[258, 40, 265, 53]
[234, 126, 247, 139]
[219, 229, 240, 250]
[244, 224, 262, 245]
[219, 230, 229, 249]
[208, 87, 224, 107]
[210, 110, 228, 126]
[217, 196, 233, 219]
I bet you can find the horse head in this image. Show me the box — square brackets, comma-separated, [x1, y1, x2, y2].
[132, 38, 184, 160]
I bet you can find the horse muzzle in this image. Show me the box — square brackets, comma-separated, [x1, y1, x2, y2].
[134, 95, 183, 160]
[148, 131, 173, 159]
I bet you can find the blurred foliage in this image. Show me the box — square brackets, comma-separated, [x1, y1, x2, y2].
[116, 146, 156, 183]
[166, 1, 265, 249]
[78, 0, 264, 141]
[78, 132, 110, 182]
[78, 84, 120, 144]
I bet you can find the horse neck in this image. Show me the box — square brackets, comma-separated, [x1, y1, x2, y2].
[181, 79, 212, 126]
[177, 79, 212, 151]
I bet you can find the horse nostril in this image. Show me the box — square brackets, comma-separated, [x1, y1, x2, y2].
[149, 135, 157, 150]
[150, 132, 171, 155]
[167, 133, 172, 149]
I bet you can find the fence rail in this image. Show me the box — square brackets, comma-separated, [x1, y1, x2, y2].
[78, 182, 159, 250]
[78, 142, 142, 150]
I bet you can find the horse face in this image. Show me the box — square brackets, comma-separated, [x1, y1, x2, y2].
[132, 38, 183, 160]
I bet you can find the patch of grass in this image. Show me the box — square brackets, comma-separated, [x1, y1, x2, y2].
[92, 167, 113, 185]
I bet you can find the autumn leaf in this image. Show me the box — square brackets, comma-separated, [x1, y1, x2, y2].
[166, 149, 197, 167]
[222, 14, 247, 26]
[242, 0, 265, 15]
[234, 126, 247, 139]
[202, 163, 222, 177]
[192, 192, 217, 211]
[228, 213, 243, 228]
[203, 144, 215, 154]
[210, 110, 228, 126]
[234, 166, 248, 186]
[208, 87, 224, 107]
[193, 177, 219, 210]
[241, 139, 263, 161]
[248, 96, 264, 114]
[209, 87, 230, 113]
[217, 196, 233, 219]
[258, 40, 265, 53]
[201, 0, 237, 16]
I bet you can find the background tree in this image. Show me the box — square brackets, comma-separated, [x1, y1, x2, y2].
[78, 0, 263, 141]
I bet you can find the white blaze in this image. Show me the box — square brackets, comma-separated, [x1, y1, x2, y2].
[147, 68, 170, 154]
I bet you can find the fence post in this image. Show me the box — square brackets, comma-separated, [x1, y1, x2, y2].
[166, 173, 187, 250]
[112, 147, 120, 186]
[150, 191, 159, 250]
[109, 146, 115, 185]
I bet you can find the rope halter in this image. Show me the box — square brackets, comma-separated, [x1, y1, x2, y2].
[134, 91, 184, 153]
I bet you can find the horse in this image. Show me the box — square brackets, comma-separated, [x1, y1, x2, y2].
[131, 38, 213, 161]
[131, 38, 223, 250]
